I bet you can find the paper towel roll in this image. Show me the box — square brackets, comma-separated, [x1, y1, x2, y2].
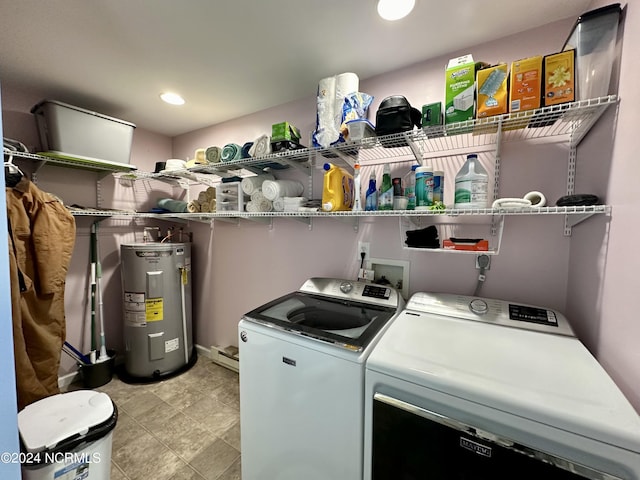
[242, 173, 276, 195]
[314, 76, 337, 148]
[261, 180, 305, 201]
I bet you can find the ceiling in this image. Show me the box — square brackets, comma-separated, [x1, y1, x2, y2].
[0, 0, 591, 137]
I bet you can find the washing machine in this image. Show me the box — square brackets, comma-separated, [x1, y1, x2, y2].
[364, 292, 640, 479]
[238, 277, 404, 480]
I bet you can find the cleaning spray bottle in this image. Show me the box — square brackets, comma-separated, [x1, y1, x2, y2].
[378, 163, 393, 210]
[454, 154, 489, 208]
[352, 163, 362, 211]
[365, 171, 378, 211]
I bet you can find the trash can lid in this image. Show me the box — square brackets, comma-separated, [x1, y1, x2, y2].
[18, 391, 115, 453]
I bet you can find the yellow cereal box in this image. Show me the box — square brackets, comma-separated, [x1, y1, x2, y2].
[544, 50, 576, 106]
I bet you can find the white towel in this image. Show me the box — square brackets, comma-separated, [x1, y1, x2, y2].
[262, 180, 304, 201]
[187, 200, 200, 213]
[273, 197, 285, 212]
[247, 193, 273, 212]
[249, 134, 272, 157]
[242, 173, 275, 195]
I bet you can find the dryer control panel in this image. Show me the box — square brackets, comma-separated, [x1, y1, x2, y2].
[406, 292, 575, 337]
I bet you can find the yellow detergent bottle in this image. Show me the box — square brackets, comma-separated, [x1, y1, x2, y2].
[322, 162, 354, 211]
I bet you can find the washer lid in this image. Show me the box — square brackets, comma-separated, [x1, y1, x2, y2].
[367, 308, 640, 454]
[18, 390, 115, 452]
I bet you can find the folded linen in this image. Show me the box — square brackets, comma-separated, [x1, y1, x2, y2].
[261, 180, 304, 201]
[241, 173, 275, 195]
[221, 143, 242, 162]
[205, 146, 222, 163]
[157, 198, 188, 213]
[241, 142, 254, 159]
[246, 195, 273, 212]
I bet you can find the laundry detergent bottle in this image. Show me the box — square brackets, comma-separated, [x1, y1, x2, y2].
[322, 162, 354, 211]
[454, 154, 489, 208]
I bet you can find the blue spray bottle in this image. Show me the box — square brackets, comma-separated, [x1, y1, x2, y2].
[365, 171, 378, 211]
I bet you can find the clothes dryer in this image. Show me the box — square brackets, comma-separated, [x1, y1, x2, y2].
[364, 292, 640, 479]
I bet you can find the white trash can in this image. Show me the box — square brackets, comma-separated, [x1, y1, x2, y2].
[18, 390, 117, 480]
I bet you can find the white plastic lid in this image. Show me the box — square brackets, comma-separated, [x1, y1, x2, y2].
[18, 390, 114, 452]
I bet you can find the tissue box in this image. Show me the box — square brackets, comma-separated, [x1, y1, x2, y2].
[271, 122, 301, 142]
[31, 100, 136, 164]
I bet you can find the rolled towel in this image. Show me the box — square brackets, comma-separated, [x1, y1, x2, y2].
[197, 191, 209, 204]
[241, 173, 275, 195]
[249, 134, 272, 157]
[249, 192, 273, 212]
[273, 197, 285, 212]
[241, 142, 254, 159]
[283, 197, 308, 212]
[187, 200, 201, 213]
[205, 146, 222, 163]
[221, 143, 242, 162]
[261, 179, 305, 201]
[205, 187, 216, 200]
[157, 198, 188, 213]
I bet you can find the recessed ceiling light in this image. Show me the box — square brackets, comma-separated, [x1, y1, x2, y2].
[377, 0, 415, 21]
[160, 92, 185, 105]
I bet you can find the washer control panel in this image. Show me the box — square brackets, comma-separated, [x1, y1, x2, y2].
[406, 292, 573, 337]
[299, 277, 401, 309]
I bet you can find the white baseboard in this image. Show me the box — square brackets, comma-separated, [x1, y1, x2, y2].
[195, 343, 213, 359]
[58, 371, 81, 389]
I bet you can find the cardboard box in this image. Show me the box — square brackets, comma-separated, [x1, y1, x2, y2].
[421, 102, 442, 127]
[544, 50, 575, 106]
[509, 56, 543, 112]
[271, 122, 301, 142]
[476, 64, 509, 118]
[445, 55, 488, 125]
[442, 238, 489, 251]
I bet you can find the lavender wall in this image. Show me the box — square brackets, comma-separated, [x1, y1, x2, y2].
[173, 19, 578, 358]
[564, 0, 640, 410]
[3, 5, 638, 413]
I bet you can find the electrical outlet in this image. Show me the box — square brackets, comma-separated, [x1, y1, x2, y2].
[358, 241, 370, 264]
[476, 254, 491, 270]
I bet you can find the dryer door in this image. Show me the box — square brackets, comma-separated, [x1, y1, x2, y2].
[371, 393, 621, 480]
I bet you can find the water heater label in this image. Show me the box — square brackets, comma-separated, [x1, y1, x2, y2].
[165, 338, 179, 353]
[124, 292, 144, 303]
[145, 298, 164, 321]
[124, 310, 146, 327]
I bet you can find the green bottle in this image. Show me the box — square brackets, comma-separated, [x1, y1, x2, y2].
[378, 164, 393, 210]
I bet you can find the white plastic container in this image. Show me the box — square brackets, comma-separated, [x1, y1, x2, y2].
[18, 390, 117, 480]
[31, 100, 136, 164]
[563, 3, 622, 100]
[415, 165, 434, 210]
[454, 154, 489, 209]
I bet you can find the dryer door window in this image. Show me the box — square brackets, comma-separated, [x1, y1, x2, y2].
[371, 393, 620, 480]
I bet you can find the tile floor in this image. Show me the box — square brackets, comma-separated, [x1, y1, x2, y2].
[79, 356, 241, 480]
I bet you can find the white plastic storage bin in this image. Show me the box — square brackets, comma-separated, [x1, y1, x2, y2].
[18, 390, 117, 480]
[31, 99, 136, 164]
[216, 181, 248, 212]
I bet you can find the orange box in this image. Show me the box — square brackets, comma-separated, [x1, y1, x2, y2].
[477, 64, 509, 118]
[509, 56, 543, 112]
[544, 50, 575, 106]
[442, 239, 489, 251]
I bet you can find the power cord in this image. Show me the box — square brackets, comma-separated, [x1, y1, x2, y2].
[473, 254, 491, 296]
[360, 251, 366, 270]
